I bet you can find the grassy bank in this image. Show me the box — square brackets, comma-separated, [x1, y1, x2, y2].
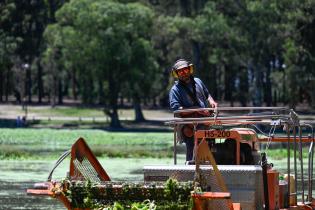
[0, 128, 173, 160]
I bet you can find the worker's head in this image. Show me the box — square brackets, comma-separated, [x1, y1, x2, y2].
[171, 59, 194, 83]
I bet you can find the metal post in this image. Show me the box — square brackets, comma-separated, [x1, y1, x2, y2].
[286, 123, 291, 206]
[311, 128, 314, 201]
[174, 124, 177, 165]
[308, 133, 313, 202]
[193, 123, 200, 184]
[293, 126, 298, 203]
[301, 124, 314, 202]
[299, 126, 305, 203]
[193, 123, 197, 162]
[261, 152, 269, 210]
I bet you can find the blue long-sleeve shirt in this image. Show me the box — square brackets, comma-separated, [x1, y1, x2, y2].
[169, 77, 211, 111]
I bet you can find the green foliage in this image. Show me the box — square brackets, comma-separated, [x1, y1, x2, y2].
[43, 0, 158, 126]
[2, 0, 315, 110]
[130, 200, 156, 210]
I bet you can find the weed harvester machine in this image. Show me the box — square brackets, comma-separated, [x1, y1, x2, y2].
[27, 107, 315, 210]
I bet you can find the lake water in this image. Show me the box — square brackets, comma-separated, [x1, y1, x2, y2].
[0, 157, 181, 210]
[0, 160, 66, 210]
[0, 156, 313, 209]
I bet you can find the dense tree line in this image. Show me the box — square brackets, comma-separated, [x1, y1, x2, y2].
[1, 0, 315, 127]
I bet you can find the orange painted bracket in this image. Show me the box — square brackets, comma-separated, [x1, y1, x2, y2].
[192, 192, 231, 200]
[192, 192, 241, 210]
[287, 205, 313, 210]
[232, 203, 241, 210]
[27, 181, 72, 210]
[27, 182, 54, 196]
[26, 189, 53, 195]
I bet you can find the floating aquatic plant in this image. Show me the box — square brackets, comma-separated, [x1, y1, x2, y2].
[63, 178, 194, 209]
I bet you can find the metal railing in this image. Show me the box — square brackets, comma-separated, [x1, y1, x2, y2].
[165, 107, 314, 205]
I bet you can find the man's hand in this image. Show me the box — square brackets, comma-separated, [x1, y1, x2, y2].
[210, 101, 218, 108]
[208, 96, 218, 108]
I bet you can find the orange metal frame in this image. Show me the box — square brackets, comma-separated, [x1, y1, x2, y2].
[28, 138, 111, 210]
[193, 128, 314, 210]
[191, 192, 241, 210]
[193, 137, 241, 210]
[195, 129, 258, 165]
[195, 128, 313, 165]
[27, 182, 71, 210]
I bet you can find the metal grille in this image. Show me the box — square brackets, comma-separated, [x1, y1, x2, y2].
[201, 170, 230, 209]
[69, 138, 111, 182]
[144, 165, 264, 210]
[73, 157, 102, 183]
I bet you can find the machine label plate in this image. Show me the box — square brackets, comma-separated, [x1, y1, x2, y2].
[204, 130, 231, 138]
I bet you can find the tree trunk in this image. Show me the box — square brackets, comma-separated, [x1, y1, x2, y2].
[98, 78, 104, 105]
[107, 73, 121, 128]
[212, 65, 218, 99]
[119, 94, 124, 107]
[108, 108, 121, 128]
[27, 66, 32, 103]
[265, 65, 272, 106]
[239, 68, 248, 106]
[282, 70, 286, 103]
[311, 77, 315, 109]
[51, 75, 57, 107]
[253, 65, 263, 107]
[37, 59, 43, 103]
[58, 79, 63, 104]
[192, 41, 201, 72]
[273, 90, 277, 106]
[224, 64, 232, 102]
[133, 94, 145, 122]
[72, 69, 77, 100]
[179, 0, 191, 16]
[5, 67, 10, 102]
[0, 69, 3, 102]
